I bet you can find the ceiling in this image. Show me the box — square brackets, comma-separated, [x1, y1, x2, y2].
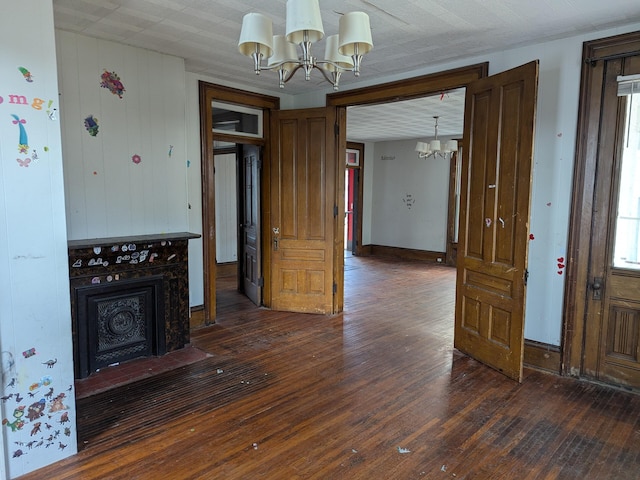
[52, 0, 640, 142]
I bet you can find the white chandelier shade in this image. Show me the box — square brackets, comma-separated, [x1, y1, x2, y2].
[322, 35, 354, 73]
[416, 117, 459, 159]
[238, 13, 273, 58]
[238, 0, 373, 90]
[286, 0, 324, 44]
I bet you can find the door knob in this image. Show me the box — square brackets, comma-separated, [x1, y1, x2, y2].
[592, 277, 603, 300]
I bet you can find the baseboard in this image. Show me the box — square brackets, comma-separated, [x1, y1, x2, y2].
[216, 262, 237, 278]
[524, 340, 561, 373]
[189, 305, 206, 330]
[360, 244, 445, 263]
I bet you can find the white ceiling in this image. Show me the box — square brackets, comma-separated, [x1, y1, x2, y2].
[52, 0, 640, 142]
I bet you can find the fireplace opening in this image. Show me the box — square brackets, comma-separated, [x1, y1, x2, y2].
[75, 276, 165, 378]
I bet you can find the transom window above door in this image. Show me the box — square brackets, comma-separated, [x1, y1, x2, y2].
[212, 101, 263, 138]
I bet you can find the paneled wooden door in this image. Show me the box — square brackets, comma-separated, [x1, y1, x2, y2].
[455, 61, 539, 382]
[269, 107, 337, 314]
[582, 54, 640, 388]
[240, 144, 261, 306]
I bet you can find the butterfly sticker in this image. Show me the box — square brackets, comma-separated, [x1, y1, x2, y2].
[16, 158, 31, 168]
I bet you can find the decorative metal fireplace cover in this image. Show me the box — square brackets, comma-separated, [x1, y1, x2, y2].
[75, 276, 165, 378]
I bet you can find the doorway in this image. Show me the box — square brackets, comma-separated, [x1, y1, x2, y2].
[345, 141, 364, 256]
[199, 82, 279, 324]
[565, 31, 640, 389]
[213, 143, 262, 308]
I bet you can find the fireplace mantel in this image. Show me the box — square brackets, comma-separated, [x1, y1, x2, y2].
[68, 232, 200, 378]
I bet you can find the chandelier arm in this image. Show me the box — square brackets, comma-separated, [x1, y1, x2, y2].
[283, 64, 305, 83]
[315, 65, 341, 90]
[316, 60, 354, 72]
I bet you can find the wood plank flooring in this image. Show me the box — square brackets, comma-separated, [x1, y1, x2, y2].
[18, 256, 640, 479]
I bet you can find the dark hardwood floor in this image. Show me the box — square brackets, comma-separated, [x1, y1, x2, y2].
[18, 256, 640, 479]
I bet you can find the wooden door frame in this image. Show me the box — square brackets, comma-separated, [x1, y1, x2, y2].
[327, 63, 488, 310]
[562, 31, 640, 377]
[346, 141, 365, 256]
[199, 82, 279, 324]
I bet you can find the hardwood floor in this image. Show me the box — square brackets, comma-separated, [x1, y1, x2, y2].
[18, 256, 640, 479]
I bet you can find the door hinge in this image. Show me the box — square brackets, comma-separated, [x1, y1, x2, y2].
[333, 282, 337, 294]
[334, 122, 339, 136]
[258, 277, 264, 287]
[524, 268, 529, 285]
[334, 205, 339, 218]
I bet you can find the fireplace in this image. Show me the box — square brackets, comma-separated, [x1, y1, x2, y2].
[76, 276, 165, 377]
[68, 232, 199, 379]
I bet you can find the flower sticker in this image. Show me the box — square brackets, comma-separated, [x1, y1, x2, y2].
[100, 70, 125, 98]
[84, 115, 99, 136]
[132, 154, 141, 164]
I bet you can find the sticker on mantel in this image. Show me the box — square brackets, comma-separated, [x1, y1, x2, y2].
[100, 70, 125, 98]
[132, 154, 141, 165]
[18, 67, 33, 83]
[84, 115, 99, 136]
[11, 114, 28, 154]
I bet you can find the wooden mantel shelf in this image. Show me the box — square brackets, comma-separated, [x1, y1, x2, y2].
[68, 232, 200, 249]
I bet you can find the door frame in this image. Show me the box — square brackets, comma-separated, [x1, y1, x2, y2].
[562, 31, 640, 377]
[199, 82, 279, 323]
[327, 63, 489, 310]
[346, 141, 364, 256]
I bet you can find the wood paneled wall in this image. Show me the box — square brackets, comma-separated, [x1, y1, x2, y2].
[56, 31, 189, 240]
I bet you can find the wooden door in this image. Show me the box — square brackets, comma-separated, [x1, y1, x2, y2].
[455, 61, 539, 382]
[345, 168, 355, 252]
[582, 55, 640, 388]
[269, 107, 337, 314]
[240, 144, 261, 306]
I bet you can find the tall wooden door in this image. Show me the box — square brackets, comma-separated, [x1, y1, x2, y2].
[345, 167, 356, 252]
[582, 54, 640, 388]
[455, 61, 539, 382]
[269, 107, 337, 314]
[240, 144, 261, 306]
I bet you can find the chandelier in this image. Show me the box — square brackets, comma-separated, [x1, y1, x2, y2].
[415, 116, 458, 159]
[238, 0, 373, 91]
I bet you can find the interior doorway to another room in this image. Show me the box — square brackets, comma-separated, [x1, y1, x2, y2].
[199, 82, 279, 324]
[213, 143, 261, 308]
[345, 142, 364, 256]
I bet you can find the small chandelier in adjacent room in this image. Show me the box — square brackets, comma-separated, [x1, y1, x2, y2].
[238, 0, 373, 90]
[415, 116, 458, 159]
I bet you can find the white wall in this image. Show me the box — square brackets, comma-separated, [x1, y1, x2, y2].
[214, 154, 238, 263]
[56, 31, 189, 240]
[369, 140, 449, 252]
[0, 2, 77, 477]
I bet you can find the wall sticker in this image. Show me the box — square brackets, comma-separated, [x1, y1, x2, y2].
[100, 69, 125, 98]
[11, 114, 28, 153]
[18, 67, 33, 82]
[84, 115, 99, 136]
